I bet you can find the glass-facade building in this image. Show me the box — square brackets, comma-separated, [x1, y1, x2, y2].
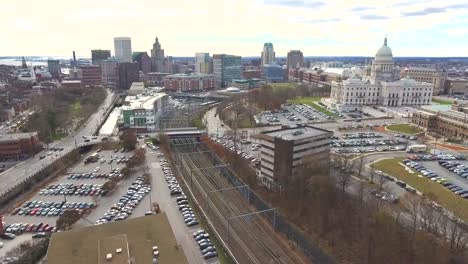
[262, 64, 284, 83]
[213, 54, 242, 88]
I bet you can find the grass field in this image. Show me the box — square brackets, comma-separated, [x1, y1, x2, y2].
[432, 98, 453, 105]
[287, 96, 336, 117]
[386, 124, 423, 135]
[270, 83, 297, 91]
[47, 214, 188, 264]
[372, 157, 468, 222]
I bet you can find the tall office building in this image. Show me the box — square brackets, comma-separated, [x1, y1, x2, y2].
[213, 54, 242, 89]
[287, 50, 304, 69]
[117, 62, 139, 90]
[151, 37, 165, 72]
[114, 37, 133, 63]
[91, 50, 111, 65]
[101, 58, 119, 89]
[261, 43, 275, 66]
[195, 53, 212, 74]
[47, 59, 61, 78]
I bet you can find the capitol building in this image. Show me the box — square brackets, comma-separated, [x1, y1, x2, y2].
[328, 37, 433, 110]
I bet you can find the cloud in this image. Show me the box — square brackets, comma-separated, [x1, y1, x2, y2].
[401, 7, 446, 17]
[13, 18, 35, 31]
[303, 18, 340, 23]
[264, 0, 325, 8]
[351, 6, 375, 12]
[360, 14, 389, 20]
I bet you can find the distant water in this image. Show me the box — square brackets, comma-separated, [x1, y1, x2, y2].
[0, 56, 87, 67]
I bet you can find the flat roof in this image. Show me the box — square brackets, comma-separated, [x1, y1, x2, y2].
[0, 132, 37, 142]
[46, 213, 188, 264]
[122, 93, 166, 110]
[261, 125, 332, 141]
[129, 82, 145, 90]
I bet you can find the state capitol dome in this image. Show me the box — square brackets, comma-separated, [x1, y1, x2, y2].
[375, 37, 393, 61]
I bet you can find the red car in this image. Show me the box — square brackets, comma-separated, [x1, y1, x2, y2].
[41, 224, 49, 232]
[27, 224, 36, 232]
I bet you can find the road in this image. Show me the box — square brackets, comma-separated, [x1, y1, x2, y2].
[0, 90, 116, 196]
[143, 142, 207, 264]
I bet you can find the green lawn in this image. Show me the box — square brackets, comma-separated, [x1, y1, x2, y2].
[386, 124, 423, 135]
[287, 96, 336, 117]
[432, 98, 453, 105]
[372, 158, 468, 222]
[269, 83, 297, 91]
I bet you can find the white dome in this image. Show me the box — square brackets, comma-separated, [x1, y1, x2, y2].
[375, 37, 393, 60]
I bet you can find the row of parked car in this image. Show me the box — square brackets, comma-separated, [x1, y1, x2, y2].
[12, 200, 95, 217]
[402, 160, 468, 199]
[95, 177, 151, 225]
[160, 159, 183, 196]
[211, 136, 260, 166]
[67, 167, 124, 181]
[439, 161, 468, 180]
[193, 229, 218, 260]
[333, 145, 406, 154]
[2, 222, 55, 238]
[408, 153, 466, 161]
[160, 157, 199, 227]
[339, 132, 384, 139]
[331, 138, 407, 148]
[38, 183, 103, 196]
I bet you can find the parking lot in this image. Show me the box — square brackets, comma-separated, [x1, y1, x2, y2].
[255, 104, 332, 126]
[331, 131, 416, 154]
[1, 149, 133, 256]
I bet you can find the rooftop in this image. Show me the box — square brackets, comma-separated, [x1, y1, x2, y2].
[0, 132, 37, 143]
[261, 125, 332, 141]
[122, 92, 166, 110]
[46, 213, 188, 264]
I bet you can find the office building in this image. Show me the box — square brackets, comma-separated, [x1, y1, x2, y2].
[0, 132, 41, 160]
[133, 52, 152, 73]
[329, 37, 433, 110]
[113, 37, 132, 63]
[287, 50, 304, 69]
[261, 43, 275, 66]
[195, 53, 212, 74]
[257, 125, 332, 189]
[163, 73, 215, 92]
[117, 62, 139, 90]
[91, 50, 111, 65]
[445, 78, 468, 96]
[401, 66, 447, 95]
[213, 54, 242, 89]
[262, 64, 284, 83]
[78, 65, 101, 86]
[46, 214, 188, 264]
[118, 91, 168, 131]
[412, 105, 468, 142]
[101, 58, 119, 89]
[151, 37, 165, 72]
[47, 60, 61, 79]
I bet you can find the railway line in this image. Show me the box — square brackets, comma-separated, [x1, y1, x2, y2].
[171, 137, 303, 264]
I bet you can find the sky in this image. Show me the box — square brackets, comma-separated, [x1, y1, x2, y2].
[1, 0, 468, 57]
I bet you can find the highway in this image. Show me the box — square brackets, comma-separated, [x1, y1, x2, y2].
[0, 90, 116, 196]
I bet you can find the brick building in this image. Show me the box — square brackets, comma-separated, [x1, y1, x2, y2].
[0, 132, 41, 159]
[257, 125, 332, 190]
[79, 65, 102, 86]
[163, 74, 215, 92]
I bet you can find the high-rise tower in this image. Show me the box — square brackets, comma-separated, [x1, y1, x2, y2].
[151, 37, 165, 72]
[114, 37, 133, 63]
[261, 43, 275, 66]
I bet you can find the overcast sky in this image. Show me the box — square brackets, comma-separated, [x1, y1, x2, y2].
[1, 0, 468, 57]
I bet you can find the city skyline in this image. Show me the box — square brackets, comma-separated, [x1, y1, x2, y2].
[1, 0, 468, 57]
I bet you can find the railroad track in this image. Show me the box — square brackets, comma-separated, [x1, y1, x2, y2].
[171, 138, 299, 264]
